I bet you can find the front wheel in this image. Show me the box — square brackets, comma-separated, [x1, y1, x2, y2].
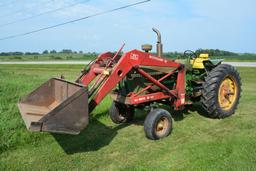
[144, 109, 173, 140]
[109, 102, 134, 124]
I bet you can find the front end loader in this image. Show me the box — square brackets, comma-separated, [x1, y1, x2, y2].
[18, 28, 241, 140]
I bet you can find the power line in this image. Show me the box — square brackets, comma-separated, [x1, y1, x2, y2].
[0, 0, 91, 28]
[0, 0, 54, 18]
[0, 0, 151, 41]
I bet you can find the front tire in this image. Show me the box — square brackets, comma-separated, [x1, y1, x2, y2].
[109, 102, 134, 124]
[144, 109, 173, 140]
[201, 64, 241, 118]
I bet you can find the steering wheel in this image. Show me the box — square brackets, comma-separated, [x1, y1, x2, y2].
[184, 50, 197, 60]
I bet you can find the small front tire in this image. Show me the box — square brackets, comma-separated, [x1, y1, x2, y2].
[109, 102, 134, 124]
[144, 109, 173, 140]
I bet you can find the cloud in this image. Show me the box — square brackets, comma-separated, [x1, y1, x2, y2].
[0, 0, 255, 53]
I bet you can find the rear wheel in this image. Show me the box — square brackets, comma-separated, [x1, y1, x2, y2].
[201, 64, 241, 118]
[109, 102, 134, 124]
[144, 109, 173, 140]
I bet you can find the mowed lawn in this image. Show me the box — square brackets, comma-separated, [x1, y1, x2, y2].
[0, 65, 256, 171]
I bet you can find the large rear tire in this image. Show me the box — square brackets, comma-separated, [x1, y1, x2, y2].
[201, 64, 241, 118]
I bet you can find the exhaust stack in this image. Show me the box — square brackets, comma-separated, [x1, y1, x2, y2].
[152, 28, 163, 57]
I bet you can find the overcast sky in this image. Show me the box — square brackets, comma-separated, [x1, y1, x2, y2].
[0, 0, 255, 53]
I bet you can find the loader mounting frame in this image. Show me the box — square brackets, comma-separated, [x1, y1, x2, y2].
[79, 47, 186, 113]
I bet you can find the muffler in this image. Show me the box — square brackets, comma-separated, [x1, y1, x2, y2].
[18, 78, 89, 135]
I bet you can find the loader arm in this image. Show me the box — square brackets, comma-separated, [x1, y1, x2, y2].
[79, 49, 186, 113]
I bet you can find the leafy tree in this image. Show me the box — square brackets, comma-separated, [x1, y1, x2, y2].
[31, 52, 40, 55]
[43, 50, 49, 54]
[60, 49, 72, 54]
[50, 50, 57, 54]
[195, 49, 239, 56]
[25, 52, 32, 55]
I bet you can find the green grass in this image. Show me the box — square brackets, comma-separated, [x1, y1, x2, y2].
[0, 65, 256, 170]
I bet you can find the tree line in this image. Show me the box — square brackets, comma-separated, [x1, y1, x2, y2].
[164, 49, 242, 59]
[195, 49, 239, 56]
[0, 49, 254, 57]
[0, 49, 92, 56]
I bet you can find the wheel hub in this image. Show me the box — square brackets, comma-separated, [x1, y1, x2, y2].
[155, 117, 169, 136]
[218, 76, 237, 110]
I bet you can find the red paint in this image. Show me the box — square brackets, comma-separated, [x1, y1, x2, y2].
[78, 48, 186, 113]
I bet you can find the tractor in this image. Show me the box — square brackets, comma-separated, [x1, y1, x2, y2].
[18, 28, 241, 140]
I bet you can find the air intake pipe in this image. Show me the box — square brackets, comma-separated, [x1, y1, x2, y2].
[152, 28, 163, 57]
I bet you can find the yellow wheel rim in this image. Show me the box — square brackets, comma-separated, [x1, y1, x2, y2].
[218, 76, 238, 110]
[155, 117, 169, 137]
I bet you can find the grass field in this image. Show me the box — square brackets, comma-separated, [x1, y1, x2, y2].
[0, 65, 256, 170]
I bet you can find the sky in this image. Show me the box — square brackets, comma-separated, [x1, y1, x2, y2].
[0, 0, 255, 53]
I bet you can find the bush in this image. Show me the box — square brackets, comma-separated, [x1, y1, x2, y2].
[66, 56, 73, 60]
[10, 56, 22, 60]
[50, 56, 63, 60]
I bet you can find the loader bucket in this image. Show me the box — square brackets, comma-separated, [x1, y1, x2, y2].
[18, 78, 89, 135]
